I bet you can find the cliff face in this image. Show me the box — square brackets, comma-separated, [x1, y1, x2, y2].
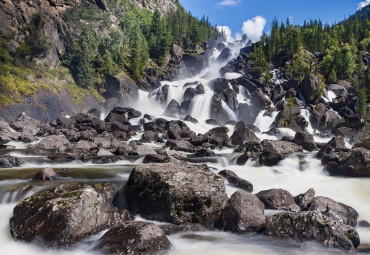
[0, 0, 177, 67]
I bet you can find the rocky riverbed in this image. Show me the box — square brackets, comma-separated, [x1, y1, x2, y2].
[0, 41, 369, 255]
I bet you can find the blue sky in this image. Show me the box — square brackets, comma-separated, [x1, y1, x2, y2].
[180, 0, 370, 41]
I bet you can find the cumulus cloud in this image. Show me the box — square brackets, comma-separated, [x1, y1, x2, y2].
[217, 0, 241, 7]
[241, 16, 266, 42]
[358, 0, 370, 9]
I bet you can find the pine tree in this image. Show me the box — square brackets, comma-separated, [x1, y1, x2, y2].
[357, 88, 368, 121]
[327, 69, 338, 84]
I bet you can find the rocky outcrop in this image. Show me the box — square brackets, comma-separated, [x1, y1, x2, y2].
[215, 190, 265, 234]
[103, 74, 139, 102]
[10, 182, 133, 247]
[265, 211, 360, 252]
[97, 221, 171, 255]
[124, 163, 228, 224]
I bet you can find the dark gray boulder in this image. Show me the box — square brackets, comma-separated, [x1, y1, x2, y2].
[125, 163, 228, 224]
[259, 140, 303, 166]
[256, 188, 300, 212]
[97, 221, 171, 255]
[265, 211, 360, 252]
[10, 183, 133, 247]
[307, 196, 359, 227]
[0, 155, 25, 168]
[230, 121, 259, 146]
[215, 190, 265, 234]
[218, 170, 253, 192]
[293, 131, 318, 151]
[294, 188, 315, 210]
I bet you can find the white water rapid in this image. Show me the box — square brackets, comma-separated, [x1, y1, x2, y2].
[0, 41, 369, 255]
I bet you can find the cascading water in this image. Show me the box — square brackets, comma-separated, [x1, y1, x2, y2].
[0, 41, 369, 255]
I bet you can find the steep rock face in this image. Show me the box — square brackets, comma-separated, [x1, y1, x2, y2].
[131, 0, 177, 14]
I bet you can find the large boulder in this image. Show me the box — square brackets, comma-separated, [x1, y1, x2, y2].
[10, 183, 133, 247]
[33, 167, 58, 180]
[293, 131, 318, 151]
[325, 147, 370, 177]
[97, 221, 171, 255]
[230, 121, 259, 146]
[125, 163, 228, 224]
[0, 155, 25, 168]
[265, 211, 360, 252]
[105, 107, 142, 123]
[259, 140, 303, 166]
[217, 48, 232, 62]
[316, 136, 346, 159]
[164, 99, 181, 117]
[31, 135, 71, 152]
[256, 188, 300, 212]
[215, 190, 265, 234]
[307, 196, 359, 227]
[10, 112, 41, 136]
[203, 126, 232, 148]
[298, 74, 319, 103]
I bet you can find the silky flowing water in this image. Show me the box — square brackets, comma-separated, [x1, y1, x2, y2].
[0, 43, 369, 254]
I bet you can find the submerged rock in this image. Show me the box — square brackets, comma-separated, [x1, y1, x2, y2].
[265, 211, 360, 252]
[125, 163, 228, 224]
[97, 221, 171, 255]
[10, 183, 133, 247]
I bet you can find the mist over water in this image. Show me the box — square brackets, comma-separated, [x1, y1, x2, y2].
[0, 41, 369, 255]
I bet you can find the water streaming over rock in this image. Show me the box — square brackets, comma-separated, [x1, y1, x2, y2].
[0, 41, 369, 255]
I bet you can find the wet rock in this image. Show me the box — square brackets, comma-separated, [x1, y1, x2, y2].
[209, 95, 230, 124]
[256, 188, 300, 212]
[143, 154, 170, 163]
[307, 196, 359, 227]
[217, 48, 232, 62]
[87, 107, 103, 119]
[97, 221, 171, 255]
[204, 126, 232, 148]
[218, 170, 253, 192]
[237, 103, 259, 125]
[129, 145, 157, 156]
[215, 190, 265, 234]
[265, 211, 360, 252]
[166, 139, 195, 152]
[259, 140, 303, 166]
[0, 130, 20, 145]
[310, 103, 328, 130]
[293, 131, 318, 151]
[97, 149, 114, 156]
[194, 148, 216, 157]
[184, 115, 198, 124]
[33, 167, 58, 180]
[164, 99, 181, 117]
[251, 88, 272, 111]
[74, 140, 99, 156]
[236, 151, 257, 165]
[230, 121, 259, 146]
[10, 112, 40, 136]
[125, 163, 228, 224]
[105, 107, 142, 123]
[10, 183, 133, 247]
[294, 188, 315, 210]
[298, 74, 319, 103]
[19, 132, 36, 143]
[0, 155, 25, 168]
[316, 136, 346, 159]
[216, 43, 226, 51]
[235, 141, 263, 153]
[358, 220, 370, 228]
[325, 147, 370, 177]
[141, 130, 159, 143]
[205, 119, 221, 126]
[320, 110, 344, 132]
[31, 135, 71, 152]
[271, 84, 284, 103]
[160, 223, 208, 235]
[183, 87, 197, 101]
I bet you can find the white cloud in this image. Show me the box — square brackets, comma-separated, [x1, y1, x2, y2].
[217, 0, 241, 7]
[241, 16, 266, 42]
[358, 0, 370, 9]
[217, 26, 234, 42]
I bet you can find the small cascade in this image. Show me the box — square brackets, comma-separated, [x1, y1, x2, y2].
[221, 100, 238, 121]
[301, 109, 315, 134]
[253, 110, 278, 133]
